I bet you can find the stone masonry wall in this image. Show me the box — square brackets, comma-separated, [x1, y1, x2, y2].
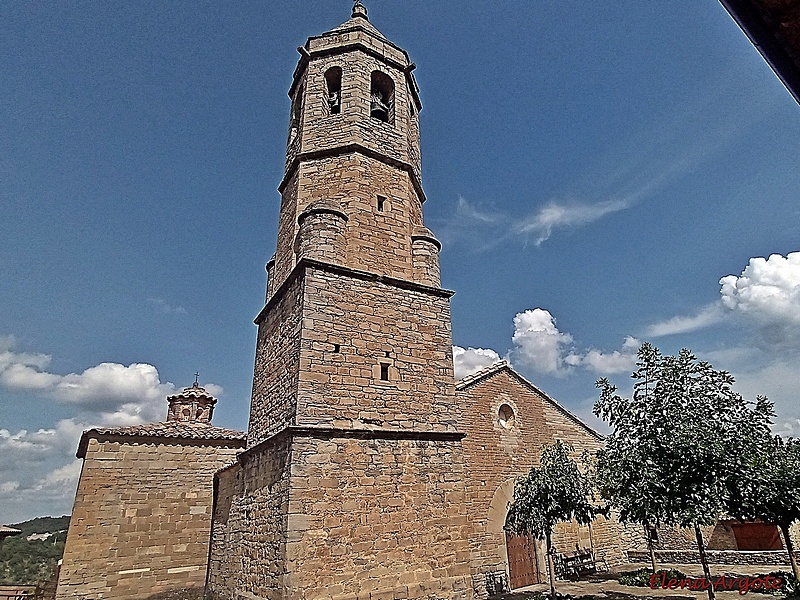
[248, 272, 304, 447]
[56, 437, 242, 600]
[295, 264, 458, 433]
[273, 153, 424, 289]
[206, 435, 292, 600]
[284, 433, 473, 600]
[457, 368, 645, 597]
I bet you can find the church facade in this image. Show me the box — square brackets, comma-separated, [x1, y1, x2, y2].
[58, 5, 647, 600]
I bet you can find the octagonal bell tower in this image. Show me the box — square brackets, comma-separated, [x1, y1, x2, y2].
[207, 4, 473, 599]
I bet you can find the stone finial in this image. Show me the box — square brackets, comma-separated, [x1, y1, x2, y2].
[166, 381, 217, 425]
[352, 0, 368, 20]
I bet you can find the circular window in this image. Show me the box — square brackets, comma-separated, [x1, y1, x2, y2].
[498, 404, 515, 429]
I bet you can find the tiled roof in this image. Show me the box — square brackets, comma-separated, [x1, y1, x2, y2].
[455, 360, 508, 389]
[77, 422, 246, 458]
[0, 525, 21, 536]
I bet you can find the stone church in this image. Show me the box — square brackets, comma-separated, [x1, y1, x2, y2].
[58, 4, 642, 600]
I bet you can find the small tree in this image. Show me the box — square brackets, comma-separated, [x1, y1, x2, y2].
[594, 343, 774, 600]
[729, 435, 800, 579]
[504, 441, 600, 600]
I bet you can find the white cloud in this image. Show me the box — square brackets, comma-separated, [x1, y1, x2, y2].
[645, 303, 724, 337]
[0, 336, 225, 521]
[719, 252, 800, 346]
[510, 309, 575, 376]
[645, 252, 800, 347]
[146, 297, 188, 315]
[452, 346, 502, 380]
[566, 336, 641, 375]
[0, 338, 176, 419]
[462, 310, 640, 378]
[514, 199, 630, 246]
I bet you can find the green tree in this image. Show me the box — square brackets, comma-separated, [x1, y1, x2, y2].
[594, 343, 774, 600]
[504, 441, 601, 600]
[729, 435, 800, 579]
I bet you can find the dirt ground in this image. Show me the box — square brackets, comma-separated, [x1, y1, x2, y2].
[497, 562, 793, 599]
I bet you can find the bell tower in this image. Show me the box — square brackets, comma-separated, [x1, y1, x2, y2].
[207, 4, 473, 599]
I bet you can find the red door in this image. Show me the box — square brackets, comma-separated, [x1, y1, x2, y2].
[506, 532, 541, 589]
[731, 522, 783, 550]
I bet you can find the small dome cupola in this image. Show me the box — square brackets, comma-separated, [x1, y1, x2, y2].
[166, 379, 218, 425]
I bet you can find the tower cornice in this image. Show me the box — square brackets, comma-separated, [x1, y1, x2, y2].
[278, 142, 426, 204]
[254, 258, 454, 326]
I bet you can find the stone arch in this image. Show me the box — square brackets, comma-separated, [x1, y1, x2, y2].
[486, 478, 516, 579]
[370, 70, 395, 123]
[487, 478, 545, 590]
[324, 66, 342, 114]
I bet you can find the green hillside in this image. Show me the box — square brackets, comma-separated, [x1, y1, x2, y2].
[0, 516, 70, 585]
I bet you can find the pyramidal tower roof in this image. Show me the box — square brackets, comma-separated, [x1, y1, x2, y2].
[323, 1, 389, 42]
[291, 2, 419, 109]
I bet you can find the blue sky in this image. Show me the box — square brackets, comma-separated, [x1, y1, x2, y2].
[1, 0, 799, 522]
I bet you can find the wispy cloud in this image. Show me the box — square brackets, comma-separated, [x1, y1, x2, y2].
[645, 303, 724, 338]
[645, 252, 800, 347]
[514, 199, 630, 246]
[147, 297, 187, 315]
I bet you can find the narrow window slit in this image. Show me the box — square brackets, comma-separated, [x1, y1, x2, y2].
[380, 363, 390, 381]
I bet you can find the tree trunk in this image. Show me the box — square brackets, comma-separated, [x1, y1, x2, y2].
[545, 531, 557, 600]
[694, 523, 715, 600]
[644, 523, 658, 573]
[780, 523, 800, 580]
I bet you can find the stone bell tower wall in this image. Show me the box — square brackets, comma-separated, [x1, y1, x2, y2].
[294, 263, 456, 432]
[248, 260, 458, 447]
[286, 33, 422, 179]
[247, 272, 305, 447]
[284, 433, 473, 599]
[207, 435, 292, 600]
[273, 153, 426, 292]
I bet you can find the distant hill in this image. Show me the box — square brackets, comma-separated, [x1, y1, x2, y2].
[0, 516, 70, 585]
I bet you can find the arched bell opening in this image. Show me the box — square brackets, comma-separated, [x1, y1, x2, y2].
[370, 71, 394, 123]
[324, 66, 342, 115]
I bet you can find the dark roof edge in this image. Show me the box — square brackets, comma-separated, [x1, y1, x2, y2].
[719, 0, 800, 105]
[279, 143, 426, 204]
[77, 429, 247, 459]
[255, 258, 454, 325]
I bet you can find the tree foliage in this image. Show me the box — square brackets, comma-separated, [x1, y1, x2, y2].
[0, 516, 69, 586]
[505, 441, 601, 599]
[594, 343, 774, 529]
[594, 343, 775, 599]
[729, 436, 800, 579]
[505, 441, 599, 540]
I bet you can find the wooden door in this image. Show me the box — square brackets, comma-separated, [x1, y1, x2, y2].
[506, 532, 540, 589]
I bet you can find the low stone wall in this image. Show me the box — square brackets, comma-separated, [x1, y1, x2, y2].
[628, 550, 799, 566]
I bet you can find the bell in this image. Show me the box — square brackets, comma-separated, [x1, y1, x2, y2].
[370, 95, 389, 121]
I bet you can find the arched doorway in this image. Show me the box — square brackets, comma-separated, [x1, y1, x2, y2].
[486, 479, 543, 589]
